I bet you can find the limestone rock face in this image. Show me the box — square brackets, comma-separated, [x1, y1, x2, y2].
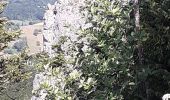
[31, 0, 91, 99]
[43, 3, 57, 56]
[43, 0, 89, 57]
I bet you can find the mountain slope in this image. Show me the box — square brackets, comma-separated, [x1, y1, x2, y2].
[3, 0, 56, 21]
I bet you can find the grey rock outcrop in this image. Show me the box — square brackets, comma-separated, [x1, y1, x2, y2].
[43, 3, 57, 56]
[31, 0, 92, 99]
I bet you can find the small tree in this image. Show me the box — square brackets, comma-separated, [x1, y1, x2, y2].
[0, 1, 31, 99]
[0, 1, 20, 52]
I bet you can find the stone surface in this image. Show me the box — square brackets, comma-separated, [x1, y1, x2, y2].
[31, 0, 90, 99]
[43, 3, 57, 56]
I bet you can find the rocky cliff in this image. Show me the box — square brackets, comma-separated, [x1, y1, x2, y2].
[31, 0, 92, 99]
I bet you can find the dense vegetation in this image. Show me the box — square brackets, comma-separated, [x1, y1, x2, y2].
[0, 1, 32, 99]
[35, 0, 170, 99]
[0, 0, 170, 100]
[2, 0, 56, 21]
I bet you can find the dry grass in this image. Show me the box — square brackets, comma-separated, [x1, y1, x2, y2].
[20, 23, 44, 55]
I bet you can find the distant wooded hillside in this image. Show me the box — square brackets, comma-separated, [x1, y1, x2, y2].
[2, 0, 56, 21]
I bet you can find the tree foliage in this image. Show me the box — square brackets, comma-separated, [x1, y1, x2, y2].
[34, 0, 170, 99]
[0, 1, 31, 99]
[0, 1, 20, 51]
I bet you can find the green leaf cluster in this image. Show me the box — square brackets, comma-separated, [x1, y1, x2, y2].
[35, 0, 170, 99]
